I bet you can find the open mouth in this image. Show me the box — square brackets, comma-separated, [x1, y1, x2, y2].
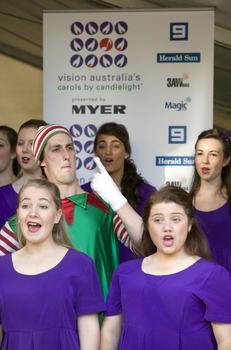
[22, 157, 30, 163]
[104, 158, 113, 165]
[28, 222, 41, 232]
[163, 235, 174, 247]
[201, 167, 210, 174]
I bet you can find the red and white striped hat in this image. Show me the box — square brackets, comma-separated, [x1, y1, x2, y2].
[32, 124, 72, 162]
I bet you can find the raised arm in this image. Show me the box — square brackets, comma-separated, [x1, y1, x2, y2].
[0, 220, 19, 256]
[91, 157, 143, 249]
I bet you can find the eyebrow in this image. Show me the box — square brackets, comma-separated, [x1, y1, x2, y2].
[17, 139, 34, 142]
[196, 149, 219, 153]
[21, 197, 51, 203]
[49, 143, 73, 149]
[152, 212, 184, 216]
[98, 140, 121, 144]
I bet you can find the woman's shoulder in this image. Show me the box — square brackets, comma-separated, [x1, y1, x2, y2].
[114, 257, 144, 275]
[0, 184, 17, 197]
[65, 248, 96, 267]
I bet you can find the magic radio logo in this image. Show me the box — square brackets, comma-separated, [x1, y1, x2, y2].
[70, 21, 128, 68]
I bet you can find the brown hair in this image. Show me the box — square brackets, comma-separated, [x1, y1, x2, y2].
[0, 126, 20, 176]
[94, 122, 148, 211]
[142, 186, 211, 260]
[17, 178, 76, 250]
[190, 129, 231, 214]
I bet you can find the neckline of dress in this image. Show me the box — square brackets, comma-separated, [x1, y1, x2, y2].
[141, 257, 203, 277]
[10, 248, 70, 276]
[193, 200, 228, 214]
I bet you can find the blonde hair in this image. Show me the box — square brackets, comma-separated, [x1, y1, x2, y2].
[17, 178, 76, 250]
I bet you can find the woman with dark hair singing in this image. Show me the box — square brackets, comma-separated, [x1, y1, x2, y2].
[190, 129, 231, 275]
[82, 122, 156, 262]
[100, 186, 231, 350]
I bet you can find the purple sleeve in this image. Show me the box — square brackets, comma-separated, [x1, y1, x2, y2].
[136, 182, 156, 216]
[199, 265, 231, 323]
[104, 268, 122, 316]
[74, 258, 106, 316]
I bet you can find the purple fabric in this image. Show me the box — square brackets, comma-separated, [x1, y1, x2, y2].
[81, 181, 156, 262]
[0, 184, 18, 230]
[194, 202, 231, 276]
[0, 249, 106, 350]
[105, 258, 231, 350]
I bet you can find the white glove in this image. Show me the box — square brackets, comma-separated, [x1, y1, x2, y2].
[90, 157, 127, 211]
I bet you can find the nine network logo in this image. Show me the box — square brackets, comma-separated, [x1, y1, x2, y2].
[169, 126, 187, 144]
[170, 23, 188, 41]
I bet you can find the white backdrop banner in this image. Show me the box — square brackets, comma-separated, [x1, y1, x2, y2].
[43, 8, 214, 190]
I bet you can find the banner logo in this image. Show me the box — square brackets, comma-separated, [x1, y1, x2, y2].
[100, 22, 113, 35]
[170, 23, 188, 41]
[70, 21, 128, 68]
[166, 177, 189, 191]
[157, 53, 200, 63]
[169, 126, 187, 144]
[156, 157, 194, 166]
[165, 97, 191, 111]
[167, 73, 189, 87]
[86, 39, 98, 51]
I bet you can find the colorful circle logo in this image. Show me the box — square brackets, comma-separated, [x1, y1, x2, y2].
[71, 22, 84, 35]
[115, 38, 128, 51]
[73, 141, 82, 154]
[85, 55, 98, 68]
[76, 157, 82, 170]
[84, 124, 97, 138]
[70, 39, 83, 52]
[100, 22, 113, 35]
[100, 38, 113, 51]
[85, 22, 98, 35]
[69, 124, 82, 138]
[100, 55, 113, 68]
[70, 55, 83, 68]
[115, 54, 127, 67]
[85, 38, 98, 51]
[115, 22, 128, 35]
[84, 157, 96, 170]
[84, 141, 94, 154]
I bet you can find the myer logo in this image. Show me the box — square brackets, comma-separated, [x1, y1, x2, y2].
[165, 97, 191, 111]
[156, 157, 194, 166]
[157, 53, 200, 63]
[72, 105, 126, 114]
[167, 73, 190, 87]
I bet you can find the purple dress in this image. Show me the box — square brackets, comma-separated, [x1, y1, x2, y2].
[105, 258, 231, 350]
[194, 202, 231, 276]
[0, 249, 106, 350]
[81, 181, 156, 262]
[0, 184, 18, 230]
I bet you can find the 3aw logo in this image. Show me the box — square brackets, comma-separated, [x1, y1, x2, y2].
[167, 73, 190, 87]
[170, 23, 188, 41]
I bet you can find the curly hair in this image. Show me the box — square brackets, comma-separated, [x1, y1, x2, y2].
[189, 129, 231, 214]
[94, 122, 147, 211]
[141, 186, 211, 260]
